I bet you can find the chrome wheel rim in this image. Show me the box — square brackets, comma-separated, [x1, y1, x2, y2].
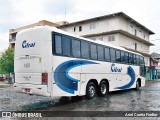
[88, 86, 95, 97]
[101, 84, 107, 94]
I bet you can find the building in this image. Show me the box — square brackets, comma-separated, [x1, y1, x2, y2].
[58, 12, 154, 67]
[9, 12, 154, 68]
[147, 52, 160, 80]
[9, 20, 60, 49]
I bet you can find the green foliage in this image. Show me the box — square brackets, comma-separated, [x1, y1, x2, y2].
[0, 48, 14, 74]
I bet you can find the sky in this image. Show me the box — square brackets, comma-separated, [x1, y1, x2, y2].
[0, 0, 160, 53]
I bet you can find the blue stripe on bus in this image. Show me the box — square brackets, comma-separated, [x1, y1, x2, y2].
[54, 60, 98, 94]
[116, 66, 135, 89]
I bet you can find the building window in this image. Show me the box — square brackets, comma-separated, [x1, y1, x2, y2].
[79, 26, 82, 32]
[91, 37, 96, 41]
[135, 43, 137, 50]
[108, 35, 115, 41]
[99, 37, 103, 41]
[109, 20, 114, 27]
[135, 29, 137, 36]
[99, 21, 103, 27]
[130, 25, 134, 32]
[73, 27, 76, 32]
[90, 23, 96, 29]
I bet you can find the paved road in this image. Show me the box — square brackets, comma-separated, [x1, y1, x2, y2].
[1, 80, 160, 119]
[44, 80, 160, 112]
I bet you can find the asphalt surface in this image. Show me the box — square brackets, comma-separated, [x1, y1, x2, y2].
[41, 80, 160, 111]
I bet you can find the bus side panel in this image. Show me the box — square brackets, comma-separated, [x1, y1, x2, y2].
[52, 56, 81, 96]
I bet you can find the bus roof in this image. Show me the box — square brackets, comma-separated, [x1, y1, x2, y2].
[18, 26, 143, 56]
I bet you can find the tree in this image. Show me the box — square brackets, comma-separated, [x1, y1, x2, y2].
[0, 47, 14, 74]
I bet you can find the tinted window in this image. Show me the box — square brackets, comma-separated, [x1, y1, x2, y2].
[79, 26, 82, 31]
[136, 55, 140, 65]
[110, 48, 116, 62]
[72, 39, 80, 57]
[140, 56, 144, 65]
[116, 50, 121, 62]
[105, 47, 110, 61]
[54, 35, 62, 54]
[90, 44, 97, 60]
[125, 52, 129, 63]
[129, 53, 134, 64]
[121, 51, 125, 63]
[97, 46, 104, 60]
[133, 54, 136, 65]
[81, 41, 89, 59]
[62, 36, 71, 56]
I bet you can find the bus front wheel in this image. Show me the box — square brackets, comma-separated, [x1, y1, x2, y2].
[86, 82, 96, 99]
[99, 81, 108, 97]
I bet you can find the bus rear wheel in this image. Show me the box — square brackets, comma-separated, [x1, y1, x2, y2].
[86, 82, 97, 99]
[99, 81, 108, 97]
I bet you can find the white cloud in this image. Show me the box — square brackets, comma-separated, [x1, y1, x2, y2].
[0, 0, 160, 53]
[0, 32, 9, 51]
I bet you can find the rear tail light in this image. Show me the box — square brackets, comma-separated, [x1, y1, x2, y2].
[42, 73, 48, 85]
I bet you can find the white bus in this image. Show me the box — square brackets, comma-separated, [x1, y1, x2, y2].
[14, 26, 146, 99]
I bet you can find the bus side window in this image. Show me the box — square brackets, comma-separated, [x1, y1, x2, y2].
[72, 39, 81, 57]
[125, 52, 129, 63]
[136, 55, 140, 65]
[62, 36, 71, 56]
[110, 48, 116, 62]
[116, 50, 121, 63]
[105, 47, 110, 61]
[121, 51, 125, 63]
[54, 35, 62, 54]
[129, 53, 134, 64]
[133, 54, 136, 65]
[90, 44, 97, 60]
[81, 41, 89, 59]
[140, 56, 144, 65]
[97, 45, 104, 61]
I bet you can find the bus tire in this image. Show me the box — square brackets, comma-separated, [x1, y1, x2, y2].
[99, 81, 108, 97]
[135, 80, 140, 90]
[86, 82, 97, 99]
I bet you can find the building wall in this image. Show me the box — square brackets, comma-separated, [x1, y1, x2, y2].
[62, 17, 119, 36]
[117, 16, 150, 41]
[61, 16, 150, 42]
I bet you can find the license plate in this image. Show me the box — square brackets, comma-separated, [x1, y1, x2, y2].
[24, 88, 30, 93]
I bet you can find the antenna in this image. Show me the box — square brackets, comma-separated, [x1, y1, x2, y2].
[65, 0, 66, 21]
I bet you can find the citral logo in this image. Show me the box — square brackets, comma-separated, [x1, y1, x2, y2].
[111, 63, 122, 72]
[22, 40, 35, 48]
